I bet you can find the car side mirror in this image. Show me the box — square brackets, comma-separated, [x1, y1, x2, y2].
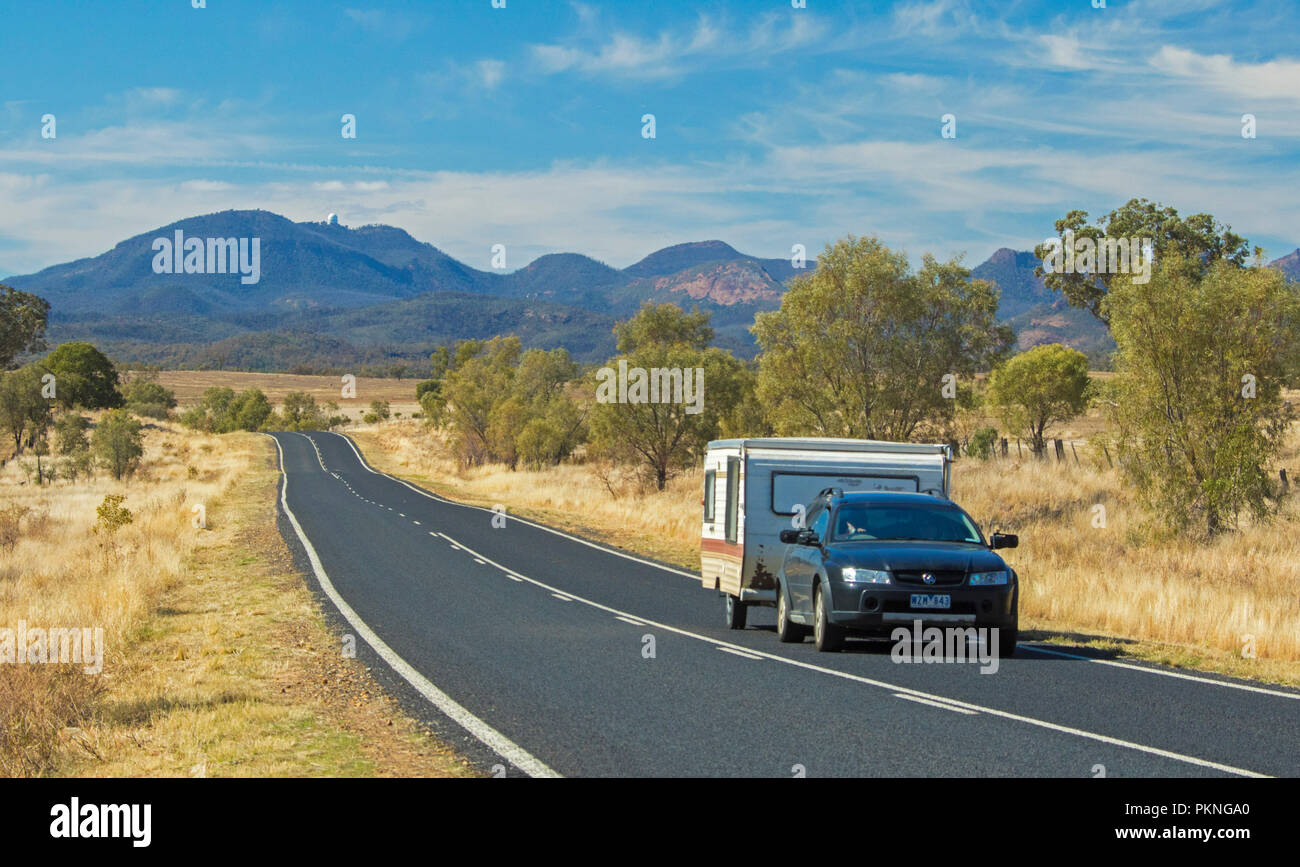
[779, 528, 800, 544]
[990, 532, 1019, 550]
[798, 529, 819, 546]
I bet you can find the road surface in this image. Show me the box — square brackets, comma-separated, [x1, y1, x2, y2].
[269, 431, 1300, 778]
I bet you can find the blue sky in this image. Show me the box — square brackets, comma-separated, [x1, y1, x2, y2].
[1, 0, 1297, 277]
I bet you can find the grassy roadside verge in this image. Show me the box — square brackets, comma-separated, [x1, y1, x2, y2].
[349, 423, 1300, 689]
[66, 433, 476, 777]
[1, 424, 474, 777]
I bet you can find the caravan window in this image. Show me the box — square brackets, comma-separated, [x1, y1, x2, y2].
[703, 470, 716, 521]
[770, 472, 919, 516]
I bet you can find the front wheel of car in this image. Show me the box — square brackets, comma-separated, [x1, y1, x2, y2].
[813, 586, 844, 652]
[998, 620, 1018, 658]
[776, 586, 805, 643]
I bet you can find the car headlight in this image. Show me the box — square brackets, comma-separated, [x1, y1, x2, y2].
[841, 567, 891, 584]
[968, 570, 1009, 586]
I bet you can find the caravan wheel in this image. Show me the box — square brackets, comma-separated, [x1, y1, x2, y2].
[724, 594, 748, 630]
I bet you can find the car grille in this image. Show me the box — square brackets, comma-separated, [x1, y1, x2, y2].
[893, 570, 965, 587]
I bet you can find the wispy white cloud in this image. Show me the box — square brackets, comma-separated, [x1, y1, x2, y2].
[1149, 46, 1300, 102]
[531, 11, 833, 80]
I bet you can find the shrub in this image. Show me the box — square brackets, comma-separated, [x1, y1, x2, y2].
[53, 414, 89, 455]
[94, 493, 133, 535]
[91, 410, 144, 480]
[967, 426, 999, 460]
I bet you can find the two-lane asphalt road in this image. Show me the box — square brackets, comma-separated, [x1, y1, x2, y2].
[270, 431, 1300, 777]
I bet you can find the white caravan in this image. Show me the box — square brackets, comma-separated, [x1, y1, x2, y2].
[700, 438, 952, 628]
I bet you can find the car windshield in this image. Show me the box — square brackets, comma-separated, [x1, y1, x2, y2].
[831, 503, 983, 544]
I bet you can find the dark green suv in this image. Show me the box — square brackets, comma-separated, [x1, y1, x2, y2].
[775, 490, 1020, 655]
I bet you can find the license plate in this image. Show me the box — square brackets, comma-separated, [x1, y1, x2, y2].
[910, 593, 951, 610]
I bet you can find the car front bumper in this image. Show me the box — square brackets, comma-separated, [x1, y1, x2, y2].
[827, 581, 1016, 634]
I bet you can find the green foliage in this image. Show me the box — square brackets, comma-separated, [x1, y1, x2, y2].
[0, 284, 51, 369]
[0, 365, 53, 455]
[94, 494, 133, 535]
[54, 413, 90, 455]
[416, 349, 450, 426]
[59, 450, 95, 483]
[369, 400, 391, 421]
[753, 235, 1012, 441]
[91, 410, 144, 481]
[1105, 255, 1300, 535]
[276, 391, 327, 431]
[967, 426, 999, 460]
[614, 303, 712, 353]
[121, 370, 177, 420]
[439, 337, 587, 469]
[590, 305, 751, 490]
[42, 342, 123, 410]
[986, 344, 1091, 457]
[1034, 198, 1251, 322]
[180, 386, 271, 433]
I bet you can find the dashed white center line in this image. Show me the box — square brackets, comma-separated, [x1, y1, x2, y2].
[615, 616, 646, 627]
[474, 558, 486, 565]
[893, 693, 979, 715]
[551, 593, 573, 602]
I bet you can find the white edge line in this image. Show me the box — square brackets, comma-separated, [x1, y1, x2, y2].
[324, 432, 1272, 779]
[269, 434, 561, 779]
[1022, 644, 1300, 700]
[718, 647, 762, 661]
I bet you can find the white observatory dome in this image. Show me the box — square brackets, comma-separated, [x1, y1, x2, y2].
[327, 213, 339, 225]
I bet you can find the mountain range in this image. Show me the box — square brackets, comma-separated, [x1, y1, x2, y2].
[5, 209, 1298, 372]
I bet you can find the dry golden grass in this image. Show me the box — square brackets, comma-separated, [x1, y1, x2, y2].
[0, 421, 473, 777]
[0, 421, 251, 774]
[951, 456, 1300, 681]
[0, 421, 247, 668]
[354, 419, 1300, 685]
